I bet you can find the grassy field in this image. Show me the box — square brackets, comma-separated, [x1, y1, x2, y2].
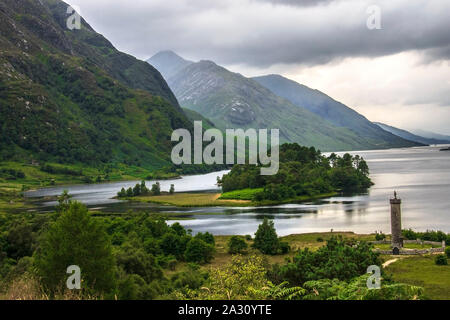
[385, 255, 450, 300]
[133, 193, 252, 207]
[219, 188, 264, 200]
[373, 243, 440, 250]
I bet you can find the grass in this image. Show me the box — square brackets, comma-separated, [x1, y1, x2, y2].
[385, 255, 450, 300]
[219, 188, 264, 200]
[132, 193, 252, 207]
[374, 243, 440, 250]
[219, 188, 338, 205]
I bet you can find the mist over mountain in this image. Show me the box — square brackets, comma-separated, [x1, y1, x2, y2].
[374, 123, 449, 145]
[148, 51, 420, 151]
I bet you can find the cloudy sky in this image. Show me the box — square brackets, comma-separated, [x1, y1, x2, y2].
[67, 0, 450, 135]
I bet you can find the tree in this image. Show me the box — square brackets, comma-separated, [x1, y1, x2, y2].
[195, 232, 215, 246]
[151, 182, 161, 195]
[57, 190, 71, 212]
[126, 187, 133, 197]
[117, 187, 126, 197]
[140, 180, 149, 195]
[185, 238, 215, 264]
[169, 184, 175, 194]
[133, 183, 141, 196]
[34, 202, 116, 295]
[228, 236, 248, 254]
[253, 218, 280, 255]
[6, 219, 35, 260]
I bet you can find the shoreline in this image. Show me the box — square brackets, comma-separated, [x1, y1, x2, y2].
[117, 191, 339, 208]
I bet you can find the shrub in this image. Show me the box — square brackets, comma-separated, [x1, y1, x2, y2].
[316, 237, 324, 242]
[269, 236, 381, 286]
[253, 218, 280, 255]
[279, 241, 290, 254]
[228, 236, 248, 254]
[435, 254, 448, 266]
[245, 235, 252, 241]
[195, 232, 215, 246]
[445, 247, 450, 259]
[169, 184, 175, 194]
[184, 238, 215, 264]
[375, 232, 386, 241]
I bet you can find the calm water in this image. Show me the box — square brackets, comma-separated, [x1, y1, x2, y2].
[25, 146, 450, 236]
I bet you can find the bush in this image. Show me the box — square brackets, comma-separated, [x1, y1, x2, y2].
[375, 232, 386, 241]
[184, 238, 215, 264]
[228, 236, 248, 254]
[195, 232, 215, 246]
[435, 254, 448, 266]
[253, 218, 280, 255]
[279, 241, 290, 254]
[445, 247, 450, 259]
[269, 236, 381, 286]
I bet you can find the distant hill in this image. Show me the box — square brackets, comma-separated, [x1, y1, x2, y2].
[252, 74, 421, 150]
[374, 123, 448, 145]
[148, 51, 420, 151]
[0, 0, 191, 169]
[409, 129, 450, 143]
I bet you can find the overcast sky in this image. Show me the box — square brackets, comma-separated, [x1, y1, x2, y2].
[67, 0, 450, 135]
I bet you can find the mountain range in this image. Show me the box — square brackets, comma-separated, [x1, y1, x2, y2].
[410, 129, 450, 143]
[148, 51, 421, 152]
[0, 0, 191, 169]
[374, 123, 450, 145]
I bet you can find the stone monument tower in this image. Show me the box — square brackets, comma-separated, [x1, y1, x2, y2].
[390, 191, 403, 253]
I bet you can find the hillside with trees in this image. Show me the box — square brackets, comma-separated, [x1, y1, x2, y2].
[0, 0, 191, 171]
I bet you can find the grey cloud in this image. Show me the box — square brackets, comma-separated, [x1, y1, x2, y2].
[252, 0, 338, 7]
[68, 0, 450, 68]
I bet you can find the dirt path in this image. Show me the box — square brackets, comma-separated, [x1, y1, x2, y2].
[382, 258, 399, 268]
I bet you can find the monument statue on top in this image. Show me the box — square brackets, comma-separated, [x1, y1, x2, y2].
[390, 191, 403, 254]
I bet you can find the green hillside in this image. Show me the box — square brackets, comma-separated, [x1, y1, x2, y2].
[0, 0, 191, 171]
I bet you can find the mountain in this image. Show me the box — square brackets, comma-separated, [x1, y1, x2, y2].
[374, 123, 449, 145]
[182, 108, 216, 130]
[0, 0, 191, 169]
[409, 129, 450, 143]
[148, 51, 420, 151]
[252, 74, 421, 149]
[147, 50, 193, 81]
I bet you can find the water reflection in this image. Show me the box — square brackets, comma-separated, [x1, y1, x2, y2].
[24, 146, 450, 235]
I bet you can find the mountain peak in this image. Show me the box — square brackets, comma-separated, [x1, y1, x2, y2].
[147, 50, 193, 80]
